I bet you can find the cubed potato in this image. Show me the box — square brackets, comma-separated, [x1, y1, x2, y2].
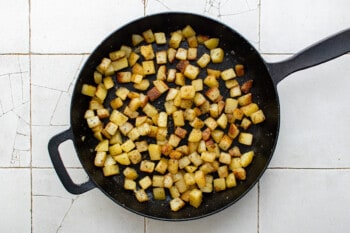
[221, 68, 236, 81]
[233, 108, 244, 121]
[204, 75, 219, 87]
[114, 153, 131, 166]
[169, 31, 183, 49]
[152, 175, 165, 187]
[207, 68, 221, 78]
[228, 123, 240, 139]
[205, 87, 221, 102]
[121, 139, 135, 153]
[191, 79, 203, 92]
[230, 85, 242, 97]
[109, 50, 126, 61]
[86, 116, 101, 129]
[123, 167, 138, 180]
[102, 164, 120, 176]
[173, 110, 185, 127]
[142, 103, 158, 118]
[238, 132, 253, 145]
[210, 48, 224, 63]
[157, 65, 167, 80]
[156, 127, 168, 141]
[95, 84, 107, 101]
[219, 152, 231, 165]
[157, 112, 168, 127]
[250, 109, 266, 124]
[134, 189, 150, 202]
[163, 173, 174, 188]
[175, 48, 188, 60]
[95, 139, 109, 152]
[225, 79, 239, 89]
[193, 93, 207, 106]
[142, 29, 155, 43]
[224, 98, 238, 114]
[241, 79, 253, 94]
[187, 47, 197, 60]
[167, 48, 177, 64]
[219, 135, 233, 151]
[139, 176, 152, 190]
[180, 85, 196, 99]
[241, 103, 259, 117]
[211, 129, 224, 143]
[149, 144, 162, 161]
[213, 177, 226, 192]
[175, 72, 186, 86]
[133, 79, 150, 91]
[216, 113, 228, 129]
[184, 64, 200, 80]
[109, 143, 122, 156]
[226, 173, 237, 188]
[197, 53, 211, 68]
[188, 189, 202, 208]
[240, 151, 254, 167]
[111, 57, 128, 71]
[131, 34, 144, 46]
[187, 35, 198, 48]
[168, 159, 179, 174]
[81, 84, 96, 97]
[128, 150, 142, 164]
[170, 197, 185, 212]
[94, 151, 107, 167]
[204, 38, 219, 49]
[132, 63, 144, 76]
[156, 50, 167, 64]
[155, 158, 168, 174]
[175, 179, 188, 193]
[93, 71, 103, 84]
[154, 32, 166, 44]
[166, 88, 179, 101]
[233, 167, 246, 180]
[153, 187, 166, 200]
[140, 160, 155, 173]
[218, 165, 229, 178]
[204, 117, 218, 131]
[188, 129, 202, 142]
[183, 109, 196, 122]
[115, 87, 130, 100]
[201, 151, 216, 163]
[240, 117, 252, 130]
[235, 64, 245, 76]
[142, 60, 156, 75]
[164, 101, 178, 115]
[119, 122, 133, 136]
[153, 80, 169, 94]
[97, 57, 111, 73]
[120, 45, 132, 58]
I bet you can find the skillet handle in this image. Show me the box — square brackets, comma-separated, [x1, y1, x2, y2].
[267, 28, 350, 85]
[48, 128, 95, 195]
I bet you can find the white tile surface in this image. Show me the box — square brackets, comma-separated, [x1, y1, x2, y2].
[0, 0, 29, 53]
[1, 0, 350, 232]
[0, 169, 31, 232]
[260, 169, 350, 233]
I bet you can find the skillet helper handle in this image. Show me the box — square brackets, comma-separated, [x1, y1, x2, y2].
[267, 28, 350, 85]
[48, 128, 95, 195]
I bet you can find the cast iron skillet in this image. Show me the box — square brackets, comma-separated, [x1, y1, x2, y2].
[48, 12, 350, 221]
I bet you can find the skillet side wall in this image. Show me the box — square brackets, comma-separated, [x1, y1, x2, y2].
[70, 13, 280, 220]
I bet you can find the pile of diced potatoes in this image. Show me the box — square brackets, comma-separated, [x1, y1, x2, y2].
[81, 25, 266, 212]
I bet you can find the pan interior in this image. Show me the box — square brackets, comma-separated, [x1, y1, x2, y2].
[70, 13, 280, 220]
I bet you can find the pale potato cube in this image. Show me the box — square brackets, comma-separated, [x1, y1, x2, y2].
[168, 159, 179, 174]
[102, 164, 120, 176]
[175, 48, 187, 60]
[188, 129, 202, 142]
[131, 34, 144, 46]
[114, 153, 131, 166]
[221, 68, 236, 81]
[201, 151, 216, 162]
[134, 189, 150, 202]
[94, 151, 107, 167]
[241, 103, 259, 117]
[211, 129, 224, 143]
[173, 110, 185, 127]
[175, 179, 188, 193]
[201, 175, 213, 193]
[230, 85, 242, 97]
[139, 176, 152, 190]
[165, 88, 179, 101]
[155, 158, 168, 174]
[120, 45, 132, 58]
[250, 109, 266, 124]
[111, 57, 128, 71]
[156, 50, 167, 65]
[142, 103, 158, 118]
[240, 117, 252, 130]
[216, 113, 228, 129]
[197, 53, 211, 68]
[115, 87, 130, 100]
[119, 122, 133, 136]
[193, 93, 207, 106]
[137, 122, 151, 136]
[219, 152, 231, 165]
[81, 84, 96, 97]
[124, 179, 137, 190]
[87, 116, 101, 129]
[153, 80, 169, 93]
[154, 32, 166, 44]
[184, 64, 200, 80]
[238, 132, 253, 145]
[240, 151, 254, 167]
[142, 60, 156, 75]
[210, 48, 224, 63]
[204, 38, 219, 49]
[134, 79, 150, 91]
[164, 101, 178, 115]
[180, 85, 196, 99]
[95, 139, 109, 152]
[169, 31, 182, 49]
[205, 87, 221, 102]
[225, 79, 239, 89]
[191, 79, 203, 91]
[204, 117, 218, 130]
[218, 165, 229, 178]
[225, 98, 238, 113]
[209, 103, 219, 118]
[157, 112, 167, 128]
[121, 139, 135, 153]
[152, 175, 165, 187]
[142, 29, 155, 43]
[109, 50, 125, 61]
[207, 68, 221, 78]
[128, 150, 142, 164]
[127, 128, 140, 141]
[170, 197, 185, 212]
[148, 144, 161, 160]
[97, 57, 111, 73]
[226, 173, 237, 188]
[167, 48, 177, 64]
[175, 72, 186, 86]
[187, 47, 197, 60]
[204, 75, 219, 87]
[140, 160, 155, 173]
[187, 35, 198, 48]
[168, 134, 181, 147]
[213, 177, 226, 192]
[153, 187, 166, 200]
[163, 173, 174, 188]
[95, 84, 107, 101]
[109, 143, 122, 156]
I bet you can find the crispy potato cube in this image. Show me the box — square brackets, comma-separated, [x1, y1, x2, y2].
[142, 60, 156, 75]
[233, 167, 246, 180]
[134, 79, 150, 91]
[209, 103, 219, 118]
[155, 158, 168, 174]
[156, 127, 168, 141]
[225, 98, 238, 114]
[235, 64, 245, 76]
[233, 108, 244, 121]
[175, 48, 188, 60]
[97, 57, 112, 73]
[218, 135, 233, 151]
[175, 72, 186, 86]
[169, 31, 182, 49]
[238, 93, 253, 107]
[211, 129, 224, 143]
[103, 76, 114, 89]
[131, 34, 144, 46]
[188, 129, 202, 142]
[204, 38, 219, 49]
[168, 159, 179, 174]
[139, 176, 152, 190]
[123, 167, 138, 180]
[154, 32, 166, 44]
[153, 187, 166, 200]
[204, 117, 218, 130]
[114, 153, 131, 166]
[84, 109, 95, 119]
[173, 110, 185, 127]
[115, 87, 130, 100]
[95, 84, 107, 101]
[142, 103, 158, 118]
[127, 128, 140, 141]
[179, 156, 191, 170]
[169, 150, 183, 160]
[197, 34, 209, 44]
[184, 64, 200, 80]
[111, 57, 128, 71]
[228, 123, 240, 139]
[152, 175, 165, 187]
[128, 150, 142, 164]
[119, 122, 133, 136]
[81, 84, 96, 97]
[184, 173, 196, 186]
[250, 109, 266, 124]
[193, 93, 206, 106]
[187, 47, 197, 60]
[241, 79, 253, 94]
[170, 197, 185, 212]
[230, 85, 242, 98]
[173, 127, 186, 139]
[102, 164, 120, 176]
[221, 68, 236, 81]
[135, 189, 150, 202]
[240, 151, 254, 167]
[132, 63, 144, 76]
[230, 157, 242, 170]
[94, 151, 107, 167]
[187, 35, 198, 48]
[226, 173, 237, 188]
[213, 178, 226, 192]
[201, 175, 213, 193]
[210, 48, 224, 63]
[109, 50, 125, 61]
[157, 65, 167, 80]
[218, 165, 229, 178]
[116, 71, 132, 84]
[219, 152, 231, 165]
[205, 87, 221, 102]
[197, 53, 211, 68]
[142, 29, 155, 43]
[149, 144, 162, 161]
[156, 50, 167, 64]
[140, 160, 155, 173]
[183, 109, 196, 122]
[238, 132, 253, 145]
